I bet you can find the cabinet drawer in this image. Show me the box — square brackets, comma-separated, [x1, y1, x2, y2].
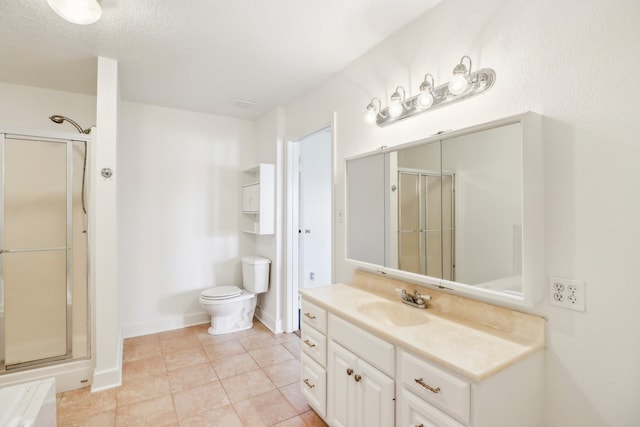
[301, 299, 327, 333]
[398, 349, 470, 424]
[301, 324, 327, 367]
[329, 314, 394, 376]
[301, 353, 326, 419]
[398, 387, 465, 427]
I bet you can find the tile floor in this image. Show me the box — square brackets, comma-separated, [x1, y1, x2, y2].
[56, 322, 328, 426]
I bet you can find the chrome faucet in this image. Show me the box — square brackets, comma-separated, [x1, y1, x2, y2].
[401, 289, 431, 309]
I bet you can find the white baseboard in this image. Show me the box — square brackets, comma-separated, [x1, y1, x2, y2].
[121, 312, 210, 339]
[255, 308, 283, 334]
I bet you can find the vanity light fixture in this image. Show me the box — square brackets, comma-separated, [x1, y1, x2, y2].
[365, 55, 496, 127]
[47, 0, 102, 25]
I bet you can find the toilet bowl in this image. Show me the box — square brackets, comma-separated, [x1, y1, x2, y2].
[199, 256, 271, 335]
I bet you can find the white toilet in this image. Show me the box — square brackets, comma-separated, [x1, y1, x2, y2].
[199, 256, 271, 335]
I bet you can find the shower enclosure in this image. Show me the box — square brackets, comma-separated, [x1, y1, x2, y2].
[0, 131, 89, 374]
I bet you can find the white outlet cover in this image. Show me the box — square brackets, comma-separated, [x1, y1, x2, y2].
[550, 276, 586, 312]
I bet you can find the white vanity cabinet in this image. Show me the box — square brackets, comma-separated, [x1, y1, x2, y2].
[327, 314, 395, 427]
[300, 299, 328, 418]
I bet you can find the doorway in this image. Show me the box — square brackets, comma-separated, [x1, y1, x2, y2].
[286, 124, 333, 332]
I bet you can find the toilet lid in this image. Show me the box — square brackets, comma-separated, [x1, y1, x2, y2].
[201, 286, 242, 300]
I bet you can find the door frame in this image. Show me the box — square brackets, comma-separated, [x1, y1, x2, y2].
[284, 117, 336, 332]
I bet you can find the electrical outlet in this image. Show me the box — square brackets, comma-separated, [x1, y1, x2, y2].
[549, 276, 586, 312]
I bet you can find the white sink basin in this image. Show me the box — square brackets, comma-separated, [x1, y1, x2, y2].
[357, 300, 430, 327]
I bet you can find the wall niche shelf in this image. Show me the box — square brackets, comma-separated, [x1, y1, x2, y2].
[241, 163, 275, 235]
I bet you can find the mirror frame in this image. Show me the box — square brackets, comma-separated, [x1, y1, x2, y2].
[345, 112, 543, 308]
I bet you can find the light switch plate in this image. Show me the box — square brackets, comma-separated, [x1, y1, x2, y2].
[549, 276, 586, 312]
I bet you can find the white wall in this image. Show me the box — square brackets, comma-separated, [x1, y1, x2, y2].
[284, 0, 640, 424]
[253, 107, 284, 333]
[118, 101, 256, 337]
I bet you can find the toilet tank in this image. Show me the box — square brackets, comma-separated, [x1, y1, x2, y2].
[242, 256, 271, 293]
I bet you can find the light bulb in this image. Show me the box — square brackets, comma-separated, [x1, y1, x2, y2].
[388, 100, 404, 118]
[448, 75, 469, 96]
[364, 108, 377, 124]
[416, 91, 434, 109]
[47, 0, 102, 25]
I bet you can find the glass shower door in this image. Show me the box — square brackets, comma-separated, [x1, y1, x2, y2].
[1, 135, 71, 369]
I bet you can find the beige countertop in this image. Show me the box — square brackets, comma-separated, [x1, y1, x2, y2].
[299, 271, 545, 382]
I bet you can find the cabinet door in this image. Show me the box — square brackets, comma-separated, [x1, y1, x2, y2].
[328, 341, 358, 427]
[398, 387, 465, 427]
[242, 184, 260, 212]
[356, 358, 395, 427]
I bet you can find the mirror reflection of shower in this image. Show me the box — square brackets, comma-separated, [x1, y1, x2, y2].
[49, 115, 92, 216]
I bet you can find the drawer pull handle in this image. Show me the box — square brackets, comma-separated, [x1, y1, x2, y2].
[354, 374, 362, 382]
[416, 425, 424, 427]
[415, 378, 441, 394]
[346, 368, 353, 376]
[303, 378, 315, 389]
[303, 339, 316, 348]
[304, 312, 316, 320]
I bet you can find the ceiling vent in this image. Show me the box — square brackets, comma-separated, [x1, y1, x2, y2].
[232, 99, 256, 109]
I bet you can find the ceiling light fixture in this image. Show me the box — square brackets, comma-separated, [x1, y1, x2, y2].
[364, 55, 496, 127]
[47, 0, 102, 25]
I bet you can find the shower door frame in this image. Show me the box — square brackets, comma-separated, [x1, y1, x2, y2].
[0, 129, 86, 372]
[396, 167, 456, 280]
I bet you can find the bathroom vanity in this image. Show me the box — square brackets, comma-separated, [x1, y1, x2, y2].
[299, 271, 545, 427]
[300, 112, 545, 426]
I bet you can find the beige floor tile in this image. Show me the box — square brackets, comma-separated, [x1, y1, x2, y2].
[123, 334, 162, 362]
[211, 352, 259, 379]
[167, 362, 219, 392]
[116, 375, 171, 407]
[57, 323, 306, 427]
[203, 340, 247, 361]
[172, 381, 230, 420]
[279, 382, 312, 414]
[249, 344, 295, 368]
[177, 403, 243, 427]
[237, 332, 280, 351]
[122, 355, 167, 381]
[300, 409, 328, 427]
[57, 387, 117, 418]
[233, 389, 298, 427]
[196, 329, 239, 346]
[220, 369, 276, 402]
[164, 347, 209, 371]
[116, 395, 178, 426]
[262, 358, 301, 387]
[232, 322, 268, 338]
[272, 415, 308, 427]
[274, 332, 300, 344]
[282, 339, 301, 359]
[160, 335, 203, 354]
[157, 326, 199, 341]
[58, 409, 116, 427]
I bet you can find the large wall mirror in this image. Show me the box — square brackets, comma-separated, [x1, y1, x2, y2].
[346, 113, 543, 307]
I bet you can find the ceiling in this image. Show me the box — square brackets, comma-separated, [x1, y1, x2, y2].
[0, 0, 442, 120]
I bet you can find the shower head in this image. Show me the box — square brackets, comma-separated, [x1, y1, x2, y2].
[49, 115, 92, 134]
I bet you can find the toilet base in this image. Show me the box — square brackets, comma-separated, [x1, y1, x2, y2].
[205, 299, 257, 335]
